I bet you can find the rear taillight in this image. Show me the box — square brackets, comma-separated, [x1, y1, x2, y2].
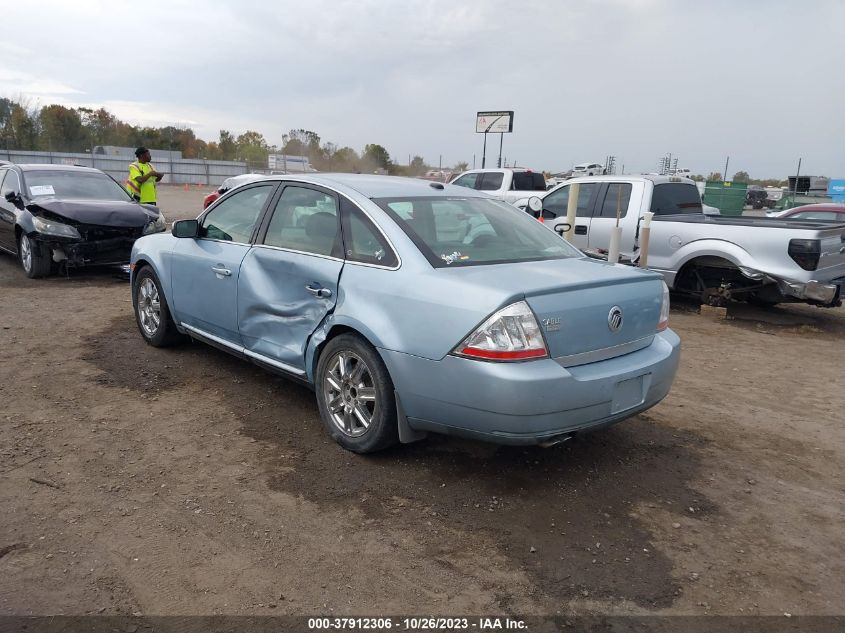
[454, 300, 548, 361]
[789, 239, 821, 271]
[657, 282, 670, 332]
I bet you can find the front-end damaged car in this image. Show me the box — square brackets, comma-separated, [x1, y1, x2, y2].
[0, 163, 166, 278]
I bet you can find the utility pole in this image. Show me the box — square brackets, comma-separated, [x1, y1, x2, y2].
[723, 156, 730, 182]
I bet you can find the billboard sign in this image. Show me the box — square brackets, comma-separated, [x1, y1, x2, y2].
[827, 179, 845, 202]
[476, 111, 514, 134]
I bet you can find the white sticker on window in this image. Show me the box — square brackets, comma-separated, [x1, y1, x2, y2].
[30, 185, 55, 196]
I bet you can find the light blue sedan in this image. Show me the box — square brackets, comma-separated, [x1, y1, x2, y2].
[130, 174, 680, 453]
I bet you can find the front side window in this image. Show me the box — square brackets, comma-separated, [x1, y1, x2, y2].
[0, 170, 19, 198]
[542, 183, 599, 218]
[650, 183, 703, 215]
[452, 173, 479, 190]
[23, 170, 130, 201]
[597, 183, 632, 218]
[263, 186, 341, 257]
[201, 184, 274, 243]
[376, 196, 581, 268]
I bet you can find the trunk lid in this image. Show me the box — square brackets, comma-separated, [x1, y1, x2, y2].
[523, 269, 662, 361]
[444, 258, 663, 362]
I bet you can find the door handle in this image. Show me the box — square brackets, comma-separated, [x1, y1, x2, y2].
[575, 225, 588, 235]
[211, 266, 231, 277]
[305, 284, 332, 299]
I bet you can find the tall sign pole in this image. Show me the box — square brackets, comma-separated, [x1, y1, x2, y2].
[497, 133, 504, 168]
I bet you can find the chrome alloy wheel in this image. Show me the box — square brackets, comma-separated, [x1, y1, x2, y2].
[323, 351, 377, 438]
[20, 235, 32, 273]
[137, 277, 162, 337]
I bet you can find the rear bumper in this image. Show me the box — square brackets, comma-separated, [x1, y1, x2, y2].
[380, 329, 681, 445]
[778, 277, 842, 306]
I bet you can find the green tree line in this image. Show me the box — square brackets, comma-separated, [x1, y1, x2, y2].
[0, 97, 458, 176]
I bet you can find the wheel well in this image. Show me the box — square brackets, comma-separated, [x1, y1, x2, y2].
[311, 325, 373, 378]
[675, 256, 738, 290]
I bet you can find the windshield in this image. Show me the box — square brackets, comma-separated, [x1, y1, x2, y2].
[375, 196, 582, 268]
[650, 183, 703, 215]
[24, 170, 132, 201]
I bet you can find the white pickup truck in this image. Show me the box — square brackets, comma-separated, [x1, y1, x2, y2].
[518, 175, 845, 307]
[449, 168, 547, 205]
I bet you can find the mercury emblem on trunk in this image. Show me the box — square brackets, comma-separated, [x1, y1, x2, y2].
[608, 306, 623, 332]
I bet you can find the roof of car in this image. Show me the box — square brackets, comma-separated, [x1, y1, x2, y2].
[13, 163, 104, 174]
[788, 203, 845, 211]
[275, 173, 489, 199]
[783, 204, 845, 215]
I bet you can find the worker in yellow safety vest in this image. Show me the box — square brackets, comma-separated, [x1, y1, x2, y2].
[125, 146, 163, 204]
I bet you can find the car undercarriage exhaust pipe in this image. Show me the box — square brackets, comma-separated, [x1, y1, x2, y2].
[538, 432, 575, 448]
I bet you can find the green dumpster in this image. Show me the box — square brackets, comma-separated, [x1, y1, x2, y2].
[703, 181, 747, 216]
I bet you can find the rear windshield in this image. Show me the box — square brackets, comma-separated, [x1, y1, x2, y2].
[24, 170, 131, 201]
[375, 196, 581, 268]
[650, 183, 703, 215]
[512, 171, 546, 190]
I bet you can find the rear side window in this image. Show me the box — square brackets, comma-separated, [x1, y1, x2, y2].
[597, 183, 632, 218]
[651, 183, 702, 215]
[512, 172, 545, 190]
[263, 186, 341, 257]
[478, 172, 504, 191]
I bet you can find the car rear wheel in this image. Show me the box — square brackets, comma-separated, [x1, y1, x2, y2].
[133, 266, 182, 347]
[18, 233, 52, 278]
[316, 334, 398, 453]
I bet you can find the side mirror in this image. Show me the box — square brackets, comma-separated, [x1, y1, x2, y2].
[4, 190, 20, 204]
[172, 219, 199, 238]
[527, 196, 543, 215]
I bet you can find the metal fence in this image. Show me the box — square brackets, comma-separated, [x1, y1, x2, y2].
[0, 149, 248, 186]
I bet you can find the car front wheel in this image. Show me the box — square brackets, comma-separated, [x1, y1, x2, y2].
[133, 266, 182, 347]
[18, 233, 52, 278]
[315, 334, 398, 453]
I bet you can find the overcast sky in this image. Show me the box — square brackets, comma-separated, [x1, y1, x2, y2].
[1, 0, 842, 177]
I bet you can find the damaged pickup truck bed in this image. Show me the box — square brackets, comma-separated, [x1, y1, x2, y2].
[0, 163, 166, 278]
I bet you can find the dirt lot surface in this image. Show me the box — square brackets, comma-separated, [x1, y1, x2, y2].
[1, 186, 843, 617]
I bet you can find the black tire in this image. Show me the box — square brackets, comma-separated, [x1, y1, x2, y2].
[315, 333, 398, 453]
[18, 233, 52, 278]
[132, 265, 182, 347]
